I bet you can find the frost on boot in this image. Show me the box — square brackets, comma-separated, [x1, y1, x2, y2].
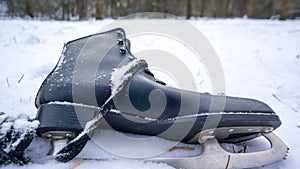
[0, 112, 39, 165]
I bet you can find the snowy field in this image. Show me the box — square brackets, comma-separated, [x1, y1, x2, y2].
[0, 18, 300, 168]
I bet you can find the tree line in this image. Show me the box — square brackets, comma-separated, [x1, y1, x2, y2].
[1, 0, 299, 20]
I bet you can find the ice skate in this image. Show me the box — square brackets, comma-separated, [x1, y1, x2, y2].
[21, 28, 288, 168]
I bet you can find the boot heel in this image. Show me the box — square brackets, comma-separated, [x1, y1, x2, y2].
[36, 103, 96, 136]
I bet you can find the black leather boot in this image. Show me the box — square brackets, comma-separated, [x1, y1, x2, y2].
[35, 28, 282, 161]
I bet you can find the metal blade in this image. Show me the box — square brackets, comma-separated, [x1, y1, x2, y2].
[147, 132, 288, 169]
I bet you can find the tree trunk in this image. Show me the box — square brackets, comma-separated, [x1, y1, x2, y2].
[186, 0, 192, 19]
[77, 0, 87, 19]
[96, 0, 104, 19]
[25, 0, 34, 17]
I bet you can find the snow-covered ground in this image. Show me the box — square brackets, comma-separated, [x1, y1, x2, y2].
[0, 18, 300, 168]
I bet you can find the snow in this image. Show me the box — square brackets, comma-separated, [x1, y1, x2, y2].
[0, 18, 300, 168]
[0, 113, 39, 153]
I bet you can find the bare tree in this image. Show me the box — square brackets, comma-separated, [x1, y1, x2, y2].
[96, 0, 103, 19]
[25, 0, 33, 17]
[186, 0, 191, 19]
[77, 0, 87, 19]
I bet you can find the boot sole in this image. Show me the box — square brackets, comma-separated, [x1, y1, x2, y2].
[36, 102, 281, 143]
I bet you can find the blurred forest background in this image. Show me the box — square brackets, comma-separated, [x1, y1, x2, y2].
[0, 0, 300, 20]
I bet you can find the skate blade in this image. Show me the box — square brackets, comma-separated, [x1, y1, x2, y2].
[188, 126, 274, 144]
[147, 132, 288, 169]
